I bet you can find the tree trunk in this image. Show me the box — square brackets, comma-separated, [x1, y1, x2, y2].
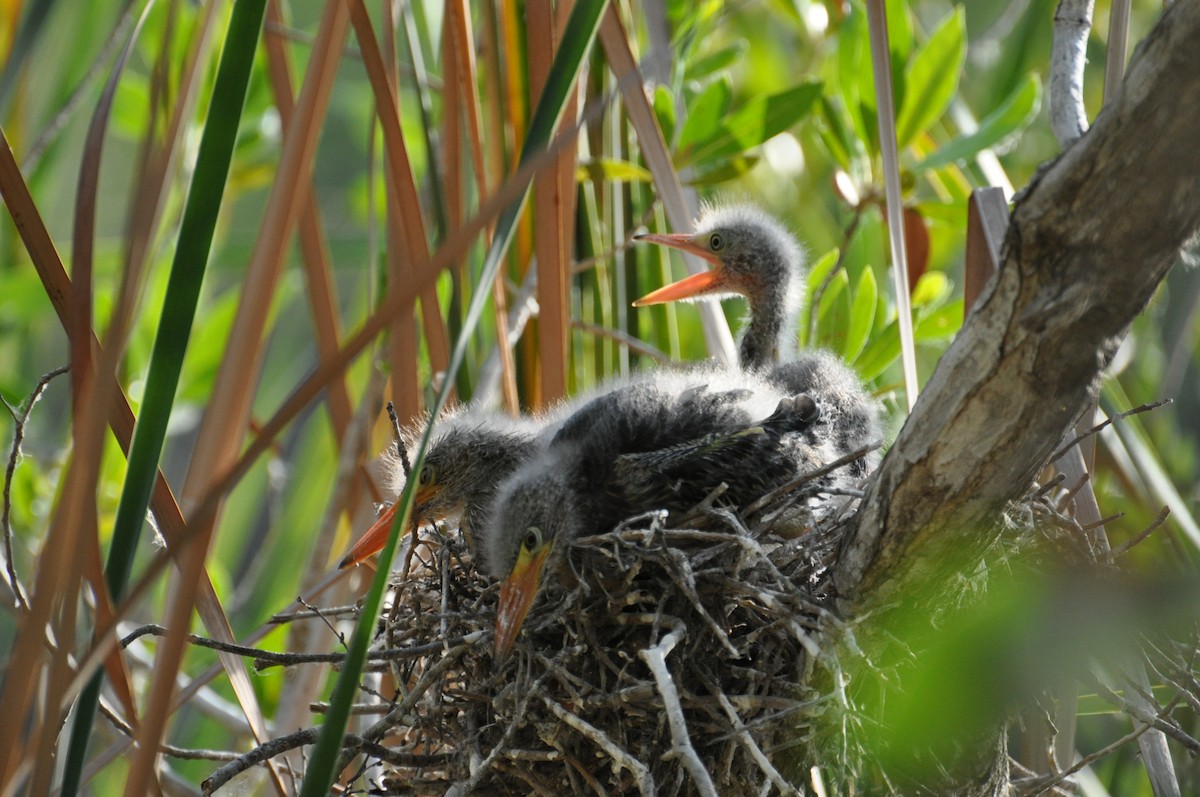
[835, 0, 1200, 603]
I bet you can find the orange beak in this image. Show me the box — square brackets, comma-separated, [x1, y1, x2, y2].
[494, 545, 552, 660]
[632, 232, 727, 306]
[337, 485, 438, 569]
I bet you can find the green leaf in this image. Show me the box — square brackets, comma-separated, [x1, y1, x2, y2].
[111, 74, 150, 141]
[838, 3, 871, 138]
[844, 267, 877, 361]
[855, 319, 902, 382]
[576, 158, 653, 183]
[885, 0, 914, 73]
[807, 248, 840, 297]
[911, 270, 950, 308]
[816, 95, 855, 169]
[653, 84, 677, 144]
[914, 299, 964, 342]
[916, 73, 1042, 171]
[688, 41, 746, 81]
[685, 153, 759, 185]
[677, 77, 731, 157]
[816, 267, 850, 350]
[800, 248, 839, 346]
[895, 8, 966, 148]
[913, 200, 965, 224]
[682, 81, 823, 166]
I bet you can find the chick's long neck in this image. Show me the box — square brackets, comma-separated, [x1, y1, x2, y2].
[737, 273, 795, 372]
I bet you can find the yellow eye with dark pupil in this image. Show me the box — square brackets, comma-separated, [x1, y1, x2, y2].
[709, 233, 723, 251]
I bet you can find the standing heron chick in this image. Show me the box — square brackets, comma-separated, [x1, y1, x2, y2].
[634, 203, 805, 370]
[634, 202, 882, 476]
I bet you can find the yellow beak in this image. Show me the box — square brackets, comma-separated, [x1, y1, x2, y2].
[632, 232, 727, 306]
[494, 545, 552, 660]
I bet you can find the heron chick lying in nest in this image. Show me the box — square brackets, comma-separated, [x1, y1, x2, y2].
[351, 440, 868, 796]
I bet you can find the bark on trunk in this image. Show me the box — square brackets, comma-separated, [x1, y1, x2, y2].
[835, 0, 1200, 602]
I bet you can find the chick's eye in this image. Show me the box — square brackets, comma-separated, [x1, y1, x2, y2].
[709, 232, 724, 251]
[522, 527, 542, 552]
[419, 465, 434, 485]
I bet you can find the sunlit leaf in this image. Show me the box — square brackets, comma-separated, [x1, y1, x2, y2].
[895, 8, 966, 148]
[855, 318, 901, 381]
[817, 95, 856, 170]
[916, 73, 1042, 171]
[685, 153, 759, 185]
[816, 267, 850, 350]
[843, 266, 877, 361]
[576, 158, 653, 184]
[800, 248, 839, 345]
[653, 84, 677, 144]
[885, 0, 913, 75]
[911, 270, 950, 308]
[688, 41, 746, 81]
[837, 3, 871, 143]
[111, 73, 150, 141]
[914, 299, 964, 341]
[682, 81, 822, 166]
[677, 77, 731, 158]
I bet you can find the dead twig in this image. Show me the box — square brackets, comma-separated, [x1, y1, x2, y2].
[1047, 400, 1171, 464]
[385, 400, 411, 481]
[2, 365, 69, 611]
[639, 621, 718, 797]
[120, 623, 486, 669]
[1109, 506, 1172, 559]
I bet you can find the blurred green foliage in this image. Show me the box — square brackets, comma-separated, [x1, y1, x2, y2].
[0, 0, 1196, 792]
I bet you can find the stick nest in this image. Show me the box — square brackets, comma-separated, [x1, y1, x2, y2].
[352, 488, 859, 796]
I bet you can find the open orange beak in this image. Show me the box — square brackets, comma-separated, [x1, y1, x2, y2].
[337, 485, 438, 570]
[632, 232, 727, 306]
[494, 546, 552, 660]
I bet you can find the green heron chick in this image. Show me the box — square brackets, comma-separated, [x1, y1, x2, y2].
[338, 368, 780, 569]
[484, 371, 821, 658]
[634, 203, 881, 477]
[338, 411, 547, 570]
[634, 203, 804, 371]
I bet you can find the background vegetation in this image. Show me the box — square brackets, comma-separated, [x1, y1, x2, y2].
[0, 0, 1195, 793]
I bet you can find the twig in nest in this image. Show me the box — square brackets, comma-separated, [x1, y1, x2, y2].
[443, 663, 563, 797]
[639, 621, 719, 797]
[386, 400, 411, 481]
[308, 701, 390, 715]
[1079, 512, 1123, 532]
[542, 694, 657, 797]
[268, 603, 360, 624]
[297, 595, 346, 649]
[1056, 471, 1092, 513]
[695, 668, 799, 796]
[656, 539, 740, 657]
[120, 622, 486, 670]
[1048, 399, 1172, 464]
[200, 726, 447, 795]
[99, 699, 244, 762]
[1033, 472, 1067, 499]
[1109, 506, 1171, 559]
[2, 363, 68, 610]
